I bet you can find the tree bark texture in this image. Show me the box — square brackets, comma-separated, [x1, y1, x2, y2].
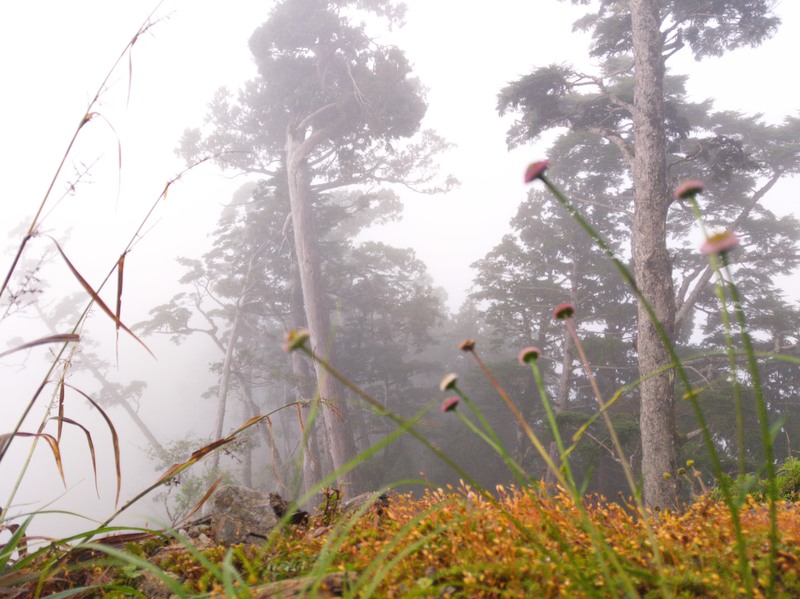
[630, 0, 678, 509]
[286, 126, 360, 492]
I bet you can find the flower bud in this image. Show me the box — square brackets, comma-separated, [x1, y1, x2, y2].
[283, 329, 310, 353]
[674, 180, 705, 201]
[439, 373, 458, 392]
[458, 339, 476, 351]
[518, 346, 542, 364]
[441, 396, 460, 413]
[553, 303, 576, 320]
[701, 231, 739, 256]
[524, 160, 550, 183]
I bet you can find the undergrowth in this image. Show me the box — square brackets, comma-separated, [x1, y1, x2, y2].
[7, 482, 800, 597]
[1, 5, 799, 599]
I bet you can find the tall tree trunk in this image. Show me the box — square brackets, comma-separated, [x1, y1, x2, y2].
[630, 0, 678, 509]
[242, 432, 254, 489]
[288, 260, 326, 497]
[286, 127, 360, 493]
[209, 251, 259, 470]
[210, 304, 242, 471]
[238, 371, 287, 493]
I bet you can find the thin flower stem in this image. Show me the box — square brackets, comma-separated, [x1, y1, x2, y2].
[540, 174, 727, 510]
[457, 409, 529, 484]
[676, 192, 756, 596]
[454, 391, 531, 486]
[723, 261, 778, 596]
[307, 344, 623, 589]
[561, 317, 667, 581]
[452, 390, 505, 455]
[715, 274, 747, 477]
[565, 319, 639, 495]
[527, 360, 578, 490]
[467, 346, 638, 595]
[464, 348, 565, 486]
[297, 344, 544, 546]
[685, 196, 746, 477]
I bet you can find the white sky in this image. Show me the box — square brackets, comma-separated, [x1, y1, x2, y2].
[1, 0, 798, 533]
[1, 1, 798, 311]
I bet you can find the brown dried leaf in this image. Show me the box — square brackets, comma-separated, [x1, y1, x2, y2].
[189, 438, 230, 461]
[51, 416, 99, 498]
[64, 384, 122, 508]
[237, 413, 269, 430]
[47, 236, 153, 358]
[0, 333, 80, 359]
[157, 462, 186, 484]
[159, 414, 272, 484]
[116, 253, 125, 364]
[2, 432, 65, 486]
[178, 476, 224, 526]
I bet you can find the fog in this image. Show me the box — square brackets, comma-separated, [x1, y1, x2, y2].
[2, 0, 799, 540]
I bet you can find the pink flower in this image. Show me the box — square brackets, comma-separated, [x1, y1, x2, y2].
[441, 396, 460, 413]
[524, 160, 550, 183]
[674, 180, 705, 201]
[701, 231, 740, 255]
[518, 346, 542, 365]
[553, 303, 576, 320]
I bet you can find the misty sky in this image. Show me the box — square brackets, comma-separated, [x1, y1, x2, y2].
[3, 1, 797, 312]
[1, 0, 798, 534]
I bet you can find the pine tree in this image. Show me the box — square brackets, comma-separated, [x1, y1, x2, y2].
[497, 1, 798, 505]
[179, 0, 452, 490]
[138, 178, 446, 492]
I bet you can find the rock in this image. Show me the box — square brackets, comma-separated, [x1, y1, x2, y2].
[194, 532, 213, 550]
[210, 485, 279, 545]
[137, 568, 180, 599]
[269, 491, 310, 525]
[176, 515, 215, 549]
[341, 491, 389, 516]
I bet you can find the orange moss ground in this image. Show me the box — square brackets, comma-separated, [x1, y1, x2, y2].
[264, 485, 800, 597]
[16, 485, 800, 597]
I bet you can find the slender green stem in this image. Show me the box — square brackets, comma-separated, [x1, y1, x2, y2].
[565, 319, 644, 507]
[461, 348, 639, 595]
[464, 349, 565, 486]
[685, 196, 747, 477]
[723, 260, 778, 596]
[454, 392, 531, 485]
[539, 174, 726, 502]
[675, 193, 757, 595]
[527, 360, 577, 489]
[298, 344, 542, 545]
